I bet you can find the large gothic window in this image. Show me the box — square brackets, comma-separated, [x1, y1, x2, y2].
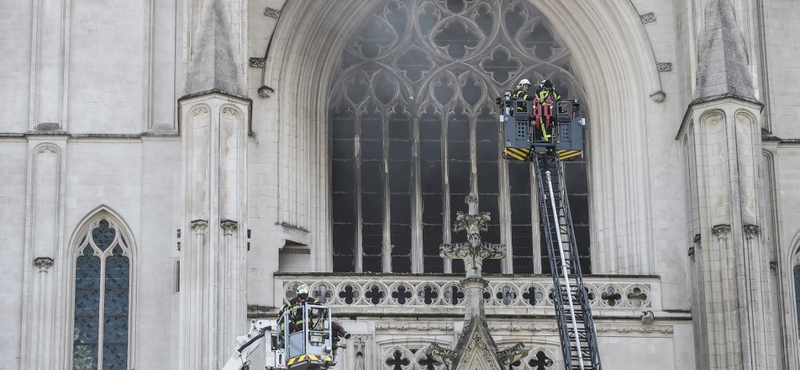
[795, 259, 800, 338]
[330, 0, 589, 274]
[72, 218, 131, 370]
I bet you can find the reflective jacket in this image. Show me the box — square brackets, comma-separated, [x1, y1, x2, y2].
[281, 296, 318, 332]
[535, 87, 561, 102]
[512, 85, 535, 101]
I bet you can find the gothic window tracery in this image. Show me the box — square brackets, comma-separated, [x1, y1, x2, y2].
[795, 253, 800, 338]
[330, 0, 589, 274]
[72, 218, 131, 370]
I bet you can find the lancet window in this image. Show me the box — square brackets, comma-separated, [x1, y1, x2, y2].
[330, 0, 590, 274]
[72, 218, 131, 370]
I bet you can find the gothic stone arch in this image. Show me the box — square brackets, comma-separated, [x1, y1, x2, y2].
[262, 0, 663, 273]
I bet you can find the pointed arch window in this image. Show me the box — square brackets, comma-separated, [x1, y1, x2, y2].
[795, 253, 800, 338]
[72, 218, 131, 370]
[330, 0, 590, 274]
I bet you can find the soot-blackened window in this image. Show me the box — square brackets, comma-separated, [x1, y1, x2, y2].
[330, 0, 590, 274]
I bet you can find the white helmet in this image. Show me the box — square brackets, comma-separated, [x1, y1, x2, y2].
[519, 79, 531, 86]
[297, 284, 309, 295]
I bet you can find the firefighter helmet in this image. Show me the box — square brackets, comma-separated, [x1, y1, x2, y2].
[297, 284, 309, 296]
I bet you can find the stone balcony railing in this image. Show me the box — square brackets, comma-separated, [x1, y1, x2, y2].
[268, 273, 665, 319]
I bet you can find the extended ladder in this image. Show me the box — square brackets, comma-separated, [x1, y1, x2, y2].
[533, 154, 602, 370]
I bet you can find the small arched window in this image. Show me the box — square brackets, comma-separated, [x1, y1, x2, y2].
[72, 217, 132, 370]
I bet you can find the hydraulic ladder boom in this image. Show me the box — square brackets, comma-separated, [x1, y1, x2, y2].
[533, 154, 602, 370]
[497, 93, 600, 369]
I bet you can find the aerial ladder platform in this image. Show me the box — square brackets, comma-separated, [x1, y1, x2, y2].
[497, 92, 602, 370]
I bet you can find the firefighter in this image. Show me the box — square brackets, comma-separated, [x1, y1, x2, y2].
[533, 79, 561, 142]
[535, 79, 561, 102]
[512, 78, 535, 102]
[281, 284, 318, 333]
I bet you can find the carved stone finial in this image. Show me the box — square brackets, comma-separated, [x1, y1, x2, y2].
[743, 224, 759, 239]
[769, 261, 777, 273]
[221, 219, 238, 235]
[688, 246, 695, 260]
[425, 343, 457, 369]
[693, 233, 701, 245]
[711, 224, 731, 238]
[34, 257, 54, 272]
[440, 194, 505, 279]
[497, 343, 527, 367]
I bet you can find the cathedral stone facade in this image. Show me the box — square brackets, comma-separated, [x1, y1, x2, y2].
[1, 0, 798, 369]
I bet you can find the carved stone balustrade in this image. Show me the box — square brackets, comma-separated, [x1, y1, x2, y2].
[271, 273, 663, 319]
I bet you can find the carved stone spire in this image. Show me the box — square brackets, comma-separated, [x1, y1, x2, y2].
[694, 0, 758, 103]
[184, 0, 245, 97]
[430, 195, 524, 370]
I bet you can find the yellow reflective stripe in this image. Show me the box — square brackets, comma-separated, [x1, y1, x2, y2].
[504, 147, 530, 161]
[557, 150, 582, 160]
[288, 354, 326, 366]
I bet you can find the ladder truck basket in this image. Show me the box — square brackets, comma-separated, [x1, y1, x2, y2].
[280, 304, 335, 370]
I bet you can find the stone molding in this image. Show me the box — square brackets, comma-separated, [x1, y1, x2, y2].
[220, 220, 238, 235]
[743, 224, 759, 239]
[595, 325, 673, 334]
[711, 224, 731, 238]
[375, 322, 454, 331]
[34, 257, 54, 271]
[656, 62, 673, 72]
[650, 90, 666, 103]
[191, 219, 209, 233]
[257, 85, 275, 98]
[264, 7, 281, 18]
[640, 12, 656, 24]
[249, 57, 266, 68]
[280, 277, 654, 310]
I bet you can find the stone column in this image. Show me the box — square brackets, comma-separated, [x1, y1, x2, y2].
[19, 141, 66, 370]
[685, 101, 775, 370]
[679, 0, 777, 368]
[178, 92, 250, 370]
[28, 0, 69, 130]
